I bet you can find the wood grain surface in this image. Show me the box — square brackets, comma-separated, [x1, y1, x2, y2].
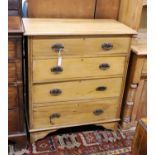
[95, 0, 120, 19]
[32, 36, 131, 58]
[23, 18, 136, 36]
[28, 0, 96, 18]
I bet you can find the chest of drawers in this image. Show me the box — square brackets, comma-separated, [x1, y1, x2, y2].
[8, 16, 27, 143]
[121, 2, 147, 129]
[121, 31, 147, 129]
[23, 18, 136, 142]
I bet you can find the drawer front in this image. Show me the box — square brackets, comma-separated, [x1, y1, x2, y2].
[32, 37, 131, 58]
[8, 86, 18, 109]
[33, 56, 125, 83]
[32, 98, 119, 129]
[8, 84, 23, 110]
[33, 78, 122, 104]
[8, 38, 22, 60]
[8, 109, 20, 133]
[8, 61, 22, 83]
[142, 59, 147, 75]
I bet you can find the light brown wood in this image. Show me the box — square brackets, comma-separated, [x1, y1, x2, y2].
[121, 0, 147, 129]
[131, 78, 147, 121]
[119, 0, 143, 30]
[33, 56, 125, 83]
[99, 122, 118, 130]
[142, 59, 147, 75]
[25, 19, 134, 142]
[139, 6, 147, 29]
[121, 52, 147, 129]
[95, 0, 120, 19]
[32, 98, 119, 129]
[22, 18, 136, 36]
[32, 37, 131, 58]
[30, 122, 117, 143]
[131, 29, 147, 55]
[30, 130, 56, 143]
[28, 0, 96, 18]
[32, 78, 122, 104]
[30, 118, 120, 133]
[128, 55, 146, 84]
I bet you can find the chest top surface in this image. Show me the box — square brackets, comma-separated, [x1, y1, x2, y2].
[22, 18, 136, 36]
[8, 16, 23, 34]
[131, 29, 147, 56]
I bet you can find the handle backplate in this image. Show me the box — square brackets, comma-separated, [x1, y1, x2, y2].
[51, 43, 64, 52]
[99, 63, 110, 70]
[96, 86, 107, 91]
[93, 109, 104, 116]
[50, 89, 62, 96]
[51, 66, 63, 74]
[102, 43, 113, 50]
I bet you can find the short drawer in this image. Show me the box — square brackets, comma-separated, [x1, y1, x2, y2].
[33, 77, 122, 104]
[8, 84, 23, 109]
[33, 56, 125, 83]
[32, 98, 119, 129]
[8, 38, 22, 60]
[8, 60, 22, 83]
[8, 109, 20, 133]
[32, 37, 131, 58]
[8, 86, 18, 109]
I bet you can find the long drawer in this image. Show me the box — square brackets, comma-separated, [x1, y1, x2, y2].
[33, 77, 122, 104]
[33, 56, 125, 83]
[32, 98, 119, 129]
[8, 60, 22, 83]
[32, 37, 131, 58]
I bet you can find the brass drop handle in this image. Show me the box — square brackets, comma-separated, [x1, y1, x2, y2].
[51, 66, 63, 73]
[99, 63, 110, 70]
[50, 113, 61, 124]
[96, 86, 107, 91]
[51, 43, 64, 52]
[93, 109, 104, 116]
[102, 43, 113, 50]
[50, 89, 62, 96]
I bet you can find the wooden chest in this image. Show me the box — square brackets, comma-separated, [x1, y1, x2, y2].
[23, 18, 136, 142]
[121, 2, 147, 129]
[8, 16, 27, 143]
[121, 36, 147, 129]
